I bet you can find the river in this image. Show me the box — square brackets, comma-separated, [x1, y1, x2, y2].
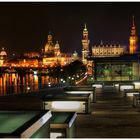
[0, 73, 58, 96]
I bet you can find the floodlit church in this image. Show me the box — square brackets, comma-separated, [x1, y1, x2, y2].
[44, 32, 61, 57]
[42, 32, 79, 67]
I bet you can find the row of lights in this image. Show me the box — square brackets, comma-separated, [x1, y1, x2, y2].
[60, 79, 66, 83]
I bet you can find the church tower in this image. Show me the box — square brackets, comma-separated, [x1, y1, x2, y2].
[82, 24, 90, 64]
[129, 16, 138, 54]
[45, 31, 54, 53]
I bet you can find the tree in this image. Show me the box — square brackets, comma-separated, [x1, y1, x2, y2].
[62, 60, 86, 84]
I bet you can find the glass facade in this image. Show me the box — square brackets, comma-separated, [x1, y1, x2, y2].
[95, 63, 139, 81]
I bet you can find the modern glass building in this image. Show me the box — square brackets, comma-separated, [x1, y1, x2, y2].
[88, 53, 140, 82]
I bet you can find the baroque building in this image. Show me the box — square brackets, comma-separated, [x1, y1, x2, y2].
[44, 32, 61, 57]
[92, 42, 125, 57]
[43, 32, 79, 67]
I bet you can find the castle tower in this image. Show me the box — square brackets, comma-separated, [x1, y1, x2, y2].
[82, 24, 90, 64]
[129, 16, 138, 54]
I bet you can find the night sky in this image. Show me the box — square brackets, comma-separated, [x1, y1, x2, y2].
[0, 2, 140, 56]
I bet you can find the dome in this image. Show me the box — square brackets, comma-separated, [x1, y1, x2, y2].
[55, 41, 60, 49]
[0, 48, 7, 56]
[73, 51, 78, 57]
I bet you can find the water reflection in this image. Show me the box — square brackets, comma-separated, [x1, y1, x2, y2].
[0, 73, 57, 96]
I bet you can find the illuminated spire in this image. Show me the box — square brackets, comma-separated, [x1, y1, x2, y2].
[131, 15, 136, 36]
[132, 15, 135, 27]
[129, 16, 138, 54]
[83, 23, 88, 40]
[84, 23, 87, 31]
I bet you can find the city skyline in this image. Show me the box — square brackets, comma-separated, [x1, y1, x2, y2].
[0, 2, 140, 55]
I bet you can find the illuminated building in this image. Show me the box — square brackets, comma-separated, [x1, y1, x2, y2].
[24, 52, 40, 58]
[82, 24, 90, 65]
[129, 16, 138, 54]
[92, 41, 125, 57]
[6, 58, 39, 67]
[0, 48, 7, 66]
[43, 53, 78, 67]
[0, 48, 7, 56]
[43, 32, 79, 67]
[86, 17, 140, 82]
[88, 53, 140, 81]
[3, 31, 79, 68]
[19, 59, 38, 67]
[44, 32, 60, 57]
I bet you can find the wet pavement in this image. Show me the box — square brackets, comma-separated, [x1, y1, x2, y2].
[76, 86, 140, 138]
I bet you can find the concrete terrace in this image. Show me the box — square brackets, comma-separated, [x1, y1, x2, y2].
[0, 85, 140, 138]
[76, 86, 140, 138]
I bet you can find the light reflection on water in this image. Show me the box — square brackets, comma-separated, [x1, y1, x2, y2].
[0, 73, 57, 96]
